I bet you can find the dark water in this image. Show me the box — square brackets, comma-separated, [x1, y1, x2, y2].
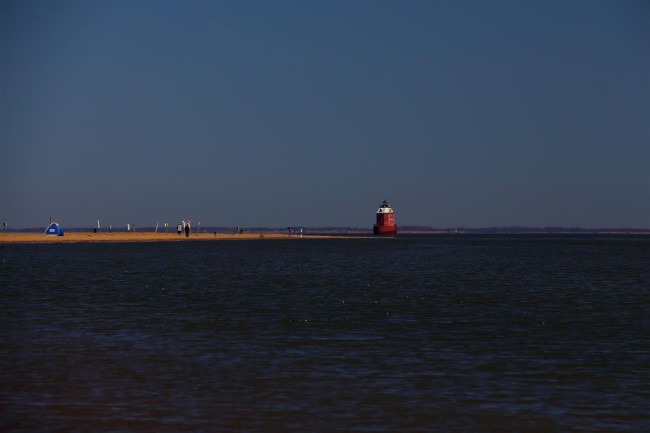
[1, 235, 649, 432]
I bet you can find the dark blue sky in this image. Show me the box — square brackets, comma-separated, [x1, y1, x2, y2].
[1, 1, 648, 229]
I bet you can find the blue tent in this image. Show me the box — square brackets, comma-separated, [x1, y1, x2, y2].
[45, 222, 64, 236]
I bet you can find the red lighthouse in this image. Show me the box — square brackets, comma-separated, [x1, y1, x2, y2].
[373, 200, 397, 235]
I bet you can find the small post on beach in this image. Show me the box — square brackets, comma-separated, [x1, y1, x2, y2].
[2, 222, 5, 231]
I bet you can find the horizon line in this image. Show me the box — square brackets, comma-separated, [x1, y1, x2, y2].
[2, 225, 649, 233]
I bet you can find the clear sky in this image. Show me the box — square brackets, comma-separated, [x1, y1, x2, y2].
[1, 0, 648, 229]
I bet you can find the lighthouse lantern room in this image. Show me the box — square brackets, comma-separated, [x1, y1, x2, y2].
[373, 200, 397, 235]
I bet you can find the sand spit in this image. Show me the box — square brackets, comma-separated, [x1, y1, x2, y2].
[0, 232, 359, 244]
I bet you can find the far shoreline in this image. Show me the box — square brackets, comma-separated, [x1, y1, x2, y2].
[0, 232, 375, 244]
[1, 229, 648, 244]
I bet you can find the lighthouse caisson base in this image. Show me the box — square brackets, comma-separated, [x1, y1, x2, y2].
[373, 200, 397, 236]
[373, 225, 397, 235]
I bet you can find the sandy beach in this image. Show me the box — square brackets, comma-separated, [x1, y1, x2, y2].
[0, 232, 347, 244]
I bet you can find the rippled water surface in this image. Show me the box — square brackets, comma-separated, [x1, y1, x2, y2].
[1, 235, 649, 432]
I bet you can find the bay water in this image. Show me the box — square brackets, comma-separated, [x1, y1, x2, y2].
[1, 235, 648, 432]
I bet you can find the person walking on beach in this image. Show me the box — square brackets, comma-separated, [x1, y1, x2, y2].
[177, 223, 182, 236]
[185, 221, 191, 238]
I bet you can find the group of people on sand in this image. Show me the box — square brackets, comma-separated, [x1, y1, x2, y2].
[177, 221, 191, 237]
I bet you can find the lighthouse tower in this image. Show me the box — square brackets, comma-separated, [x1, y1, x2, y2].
[373, 200, 397, 235]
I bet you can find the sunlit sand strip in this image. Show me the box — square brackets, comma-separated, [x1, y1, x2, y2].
[0, 232, 368, 244]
